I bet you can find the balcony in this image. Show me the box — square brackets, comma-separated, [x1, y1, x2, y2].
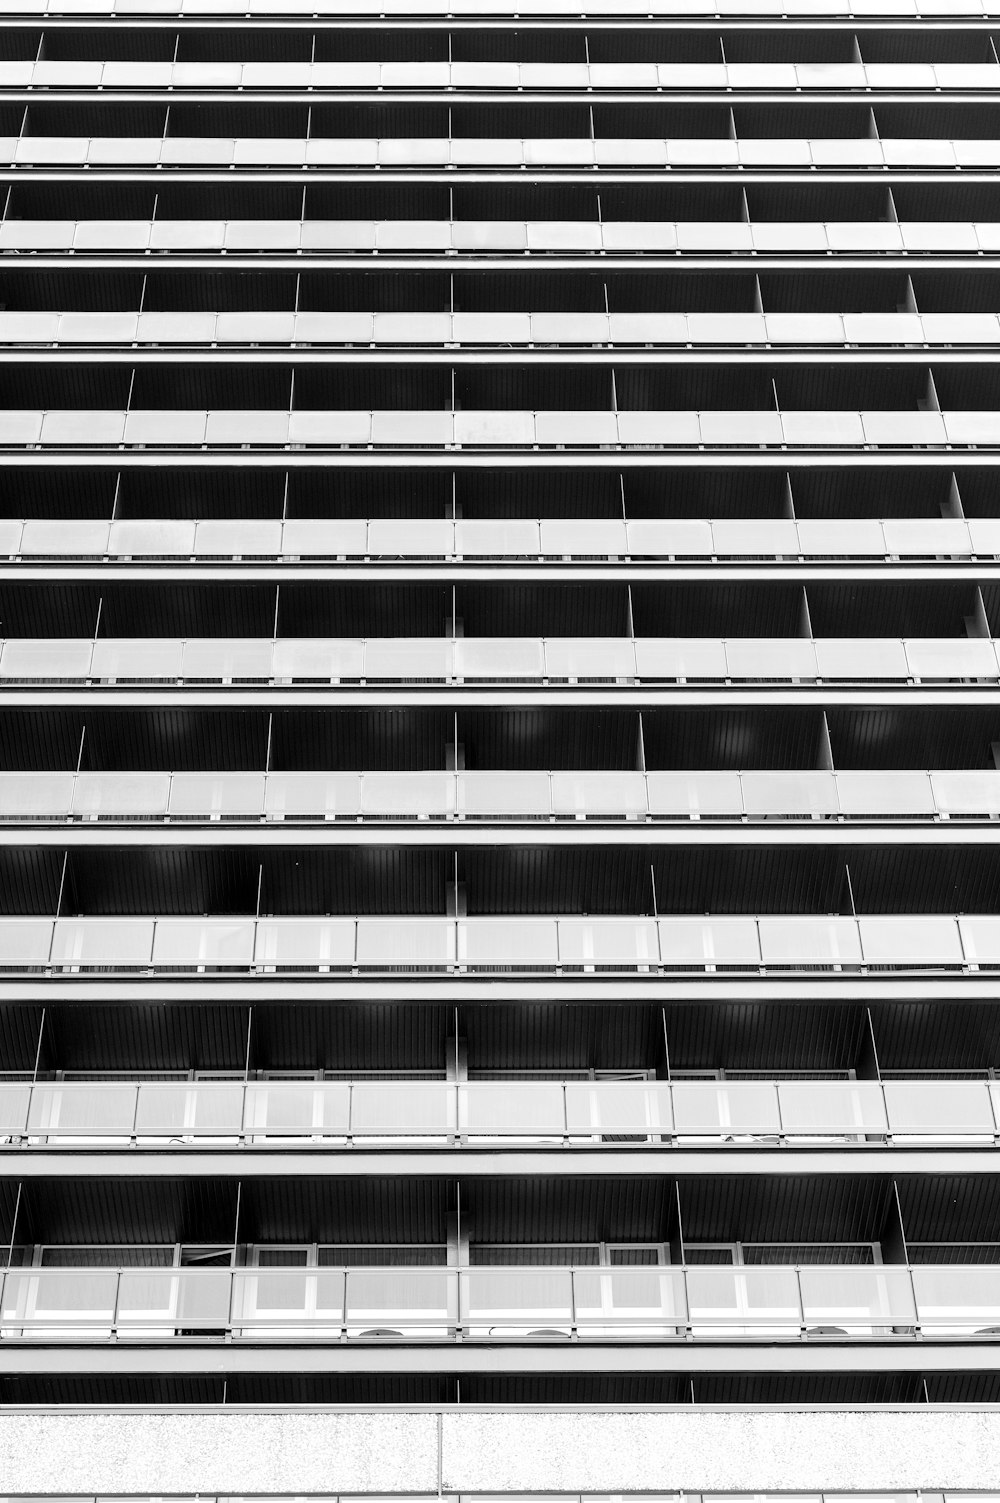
[4, 218, 1000, 257]
[0, 768, 997, 823]
[2, 515, 995, 562]
[1, 911, 998, 974]
[0, 1262, 996, 1343]
[2, 1075, 997, 1147]
[0, 635, 996, 685]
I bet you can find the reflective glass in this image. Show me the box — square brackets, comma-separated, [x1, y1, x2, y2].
[836, 770, 935, 817]
[51, 918, 154, 969]
[725, 639, 818, 680]
[686, 1266, 801, 1331]
[550, 771, 647, 818]
[742, 772, 838, 817]
[635, 639, 728, 679]
[558, 917, 659, 967]
[360, 772, 455, 818]
[264, 772, 362, 819]
[672, 1082, 781, 1136]
[365, 638, 453, 680]
[73, 771, 170, 819]
[194, 520, 283, 557]
[658, 916, 760, 965]
[912, 1266, 1000, 1332]
[798, 1267, 916, 1331]
[134, 1082, 245, 1138]
[151, 918, 255, 967]
[564, 1081, 672, 1138]
[759, 914, 862, 964]
[645, 771, 744, 818]
[858, 914, 964, 965]
[26, 1082, 138, 1137]
[545, 639, 635, 680]
[167, 773, 266, 818]
[462, 1268, 573, 1330]
[931, 770, 1000, 815]
[0, 771, 75, 818]
[460, 917, 558, 966]
[355, 917, 454, 967]
[272, 639, 365, 682]
[281, 520, 368, 557]
[456, 638, 544, 680]
[457, 770, 551, 818]
[253, 918, 355, 968]
[346, 1269, 451, 1332]
[243, 1082, 349, 1139]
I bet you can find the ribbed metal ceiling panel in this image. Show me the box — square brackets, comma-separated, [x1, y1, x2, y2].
[462, 1176, 673, 1243]
[44, 1004, 251, 1075]
[249, 1002, 451, 1075]
[679, 1174, 894, 1244]
[642, 709, 824, 772]
[896, 1175, 1000, 1244]
[237, 1177, 449, 1244]
[18, 1178, 240, 1245]
[666, 1002, 869, 1076]
[463, 846, 653, 916]
[461, 709, 640, 773]
[464, 1002, 667, 1075]
[870, 1001, 1000, 1074]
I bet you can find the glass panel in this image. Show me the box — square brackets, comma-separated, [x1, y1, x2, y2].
[574, 1266, 685, 1332]
[457, 770, 551, 818]
[778, 1081, 888, 1137]
[204, 410, 288, 446]
[634, 639, 728, 679]
[725, 638, 818, 680]
[167, 773, 265, 818]
[134, 1082, 245, 1138]
[181, 639, 273, 680]
[361, 771, 454, 818]
[956, 914, 1000, 963]
[135, 313, 217, 344]
[459, 917, 558, 966]
[931, 770, 1000, 815]
[0, 639, 92, 680]
[108, 519, 196, 556]
[539, 519, 626, 555]
[557, 917, 659, 967]
[550, 771, 647, 817]
[372, 313, 451, 342]
[118, 1269, 232, 1328]
[0, 918, 53, 965]
[0, 771, 75, 817]
[51, 918, 154, 968]
[3, 1270, 118, 1330]
[814, 638, 909, 679]
[151, 918, 256, 967]
[883, 520, 972, 557]
[365, 638, 453, 680]
[27, 1082, 138, 1137]
[461, 1268, 573, 1331]
[455, 519, 539, 557]
[799, 1266, 916, 1332]
[858, 914, 964, 965]
[757, 915, 862, 966]
[912, 1266, 1000, 1333]
[836, 770, 935, 816]
[371, 411, 453, 446]
[686, 1266, 801, 1331]
[73, 772, 170, 818]
[456, 638, 544, 680]
[253, 918, 355, 967]
[905, 637, 999, 680]
[534, 411, 618, 446]
[712, 519, 800, 556]
[367, 519, 453, 557]
[346, 1269, 451, 1333]
[672, 1082, 781, 1136]
[235, 1268, 345, 1330]
[242, 1082, 349, 1139]
[883, 1080, 995, 1137]
[0, 1083, 30, 1136]
[564, 1081, 672, 1138]
[91, 640, 183, 680]
[658, 917, 761, 965]
[455, 411, 536, 446]
[264, 771, 362, 818]
[646, 771, 744, 817]
[351, 1081, 454, 1138]
[272, 639, 365, 681]
[452, 313, 532, 345]
[545, 638, 635, 680]
[355, 917, 455, 967]
[796, 519, 886, 557]
[281, 520, 368, 557]
[781, 411, 866, 446]
[464, 1082, 564, 1139]
[741, 771, 839, 816]
[20, 520, 109, 556]
[194, 520, 283, 557]
[530, 314, 611, 344]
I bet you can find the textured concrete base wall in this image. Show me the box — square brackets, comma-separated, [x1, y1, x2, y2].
[1, 1408, 999, 1494]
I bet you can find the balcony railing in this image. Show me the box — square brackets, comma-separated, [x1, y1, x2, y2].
[0, 1262, 997, 1342]
[0, 310, 994, 350]
[0, 768, 997, 824]
[3, 1076, 998, 1146]
[1, 635, 997, 685]
[6, 60, 1000, 93]
[1, 219, 997, 257]
[0, 408, 988, 449]
[3, 912, 1000, 973]
[3, 516, 995, 562]
[0, 135, 991, 170]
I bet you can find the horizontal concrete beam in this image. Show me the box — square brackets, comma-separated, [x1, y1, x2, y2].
[3, 1406, 1000, 1492]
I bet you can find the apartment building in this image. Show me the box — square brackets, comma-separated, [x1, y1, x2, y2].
[1, 0, 1000, 1493]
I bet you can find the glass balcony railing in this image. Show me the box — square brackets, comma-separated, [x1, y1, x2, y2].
[0, 768, 997, 823]
[3, 515, 995, 562]
[1, 636, 996, 685]
[0, 1262, 995, 1342]
[1, 912, 998, 974]
[0, 408, 986, 450]
[0, 310, 996, 350]
[1, 1076, 996, 1148]
[0, 136, 991, 171]
[4, 218, 1000, 259]
[7, 60, 1000, 93]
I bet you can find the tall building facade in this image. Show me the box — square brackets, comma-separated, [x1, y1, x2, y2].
[2, 0, 1000, 1492]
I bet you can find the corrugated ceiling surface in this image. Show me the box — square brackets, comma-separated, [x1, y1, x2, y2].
[666, 1001, 869, 1075]
[678, 1173, 894, 1243]
[464, 1001, 666, 1074]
